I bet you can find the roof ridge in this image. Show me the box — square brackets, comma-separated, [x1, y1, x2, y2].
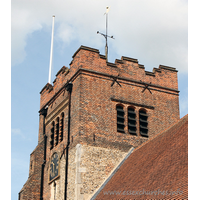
[132, 114, 188, 153]
[94, 114, 188, 199]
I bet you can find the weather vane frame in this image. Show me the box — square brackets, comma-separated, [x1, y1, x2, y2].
[97, 6, 114, 62]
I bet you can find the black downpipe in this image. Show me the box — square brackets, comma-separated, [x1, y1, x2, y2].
[18, 192, 21, 200]
[40, 107, 48, 200]
[64, 82, 73, 200]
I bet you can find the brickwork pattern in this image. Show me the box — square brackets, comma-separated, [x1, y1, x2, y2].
[19, 140, 44, 200]
[19, 45, 180, 200]
[78, 144, 128, 199]
[39, 46, 179, 146]
[95, 115, 188, 200]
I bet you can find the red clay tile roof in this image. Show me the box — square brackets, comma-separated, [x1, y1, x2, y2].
[94, 114, 188, 200]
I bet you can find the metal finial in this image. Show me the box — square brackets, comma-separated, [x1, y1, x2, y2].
[97, 7, 114, 62]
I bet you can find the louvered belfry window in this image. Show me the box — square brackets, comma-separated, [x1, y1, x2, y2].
[50, 113, 64, 150]
[139, 109, 148, 137]
[116, 105, 125, 133]
[128, 107, 137, 135]
[50, 121, 55, 149]
[59, 113, 64, 142]
[55, 117, 59, 145]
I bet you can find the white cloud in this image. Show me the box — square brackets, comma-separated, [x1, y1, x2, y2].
[11, 128, 21, 134]
[56, 23, 76, 45]
[110, 0, 187, 71]
[11, 128, 25, 139]
[11, 0, 187, 73]
[11, 4, 43, 65]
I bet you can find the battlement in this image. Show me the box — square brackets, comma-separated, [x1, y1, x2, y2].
[22, 43, 181, 200]
[39, 45, 179, 110]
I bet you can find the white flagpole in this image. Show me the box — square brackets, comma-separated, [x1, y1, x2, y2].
[48, 15, 55, 84]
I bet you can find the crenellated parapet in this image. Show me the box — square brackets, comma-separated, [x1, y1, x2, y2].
[20, 43, 181, 200]
[39, 45, 179, 110]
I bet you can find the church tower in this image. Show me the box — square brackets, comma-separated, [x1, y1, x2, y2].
[19, 45, 180, 200]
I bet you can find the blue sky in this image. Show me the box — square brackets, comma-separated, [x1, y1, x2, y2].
[9, 0, 192, 199]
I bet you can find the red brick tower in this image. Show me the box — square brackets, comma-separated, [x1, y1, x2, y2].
[19, 45, 180, 200]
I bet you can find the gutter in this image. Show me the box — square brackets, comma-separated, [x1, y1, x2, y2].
[64, 82, 73, 200]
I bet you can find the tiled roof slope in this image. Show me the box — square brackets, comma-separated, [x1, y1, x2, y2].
[94, 115, 188, 200]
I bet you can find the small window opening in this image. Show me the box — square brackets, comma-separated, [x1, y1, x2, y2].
[50, 122, 55, 149]
[139, 109, 148, 137]
[30, 161, 33, 170]
[128, 107, 137, 135]
[116, 105, 125, 133]
[55, 117, 59, 145]
[59, 113, 64, 142]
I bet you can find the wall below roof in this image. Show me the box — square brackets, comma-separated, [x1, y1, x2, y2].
[72, 143, 130, 200]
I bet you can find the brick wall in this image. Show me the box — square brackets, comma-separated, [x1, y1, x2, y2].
[20, 45, 180, 199]
[19, 140, 44, 200]
[74, 144, 128, 200]
[39, 46, 179, 144]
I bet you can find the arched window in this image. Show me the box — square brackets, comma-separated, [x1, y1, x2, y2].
[50, 121, 55, 149]
[116, 105, 125, 133]
[55, 117, 59, 145]
[59, 113, 64, 142]
[139, 109, 148, 137]
[128, 107, 137, 135]
[50, 113, 64, 150]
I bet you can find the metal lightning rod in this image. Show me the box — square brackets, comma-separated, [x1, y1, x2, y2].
[48, 15, 55, 84]
[97, 7, 114, 62]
